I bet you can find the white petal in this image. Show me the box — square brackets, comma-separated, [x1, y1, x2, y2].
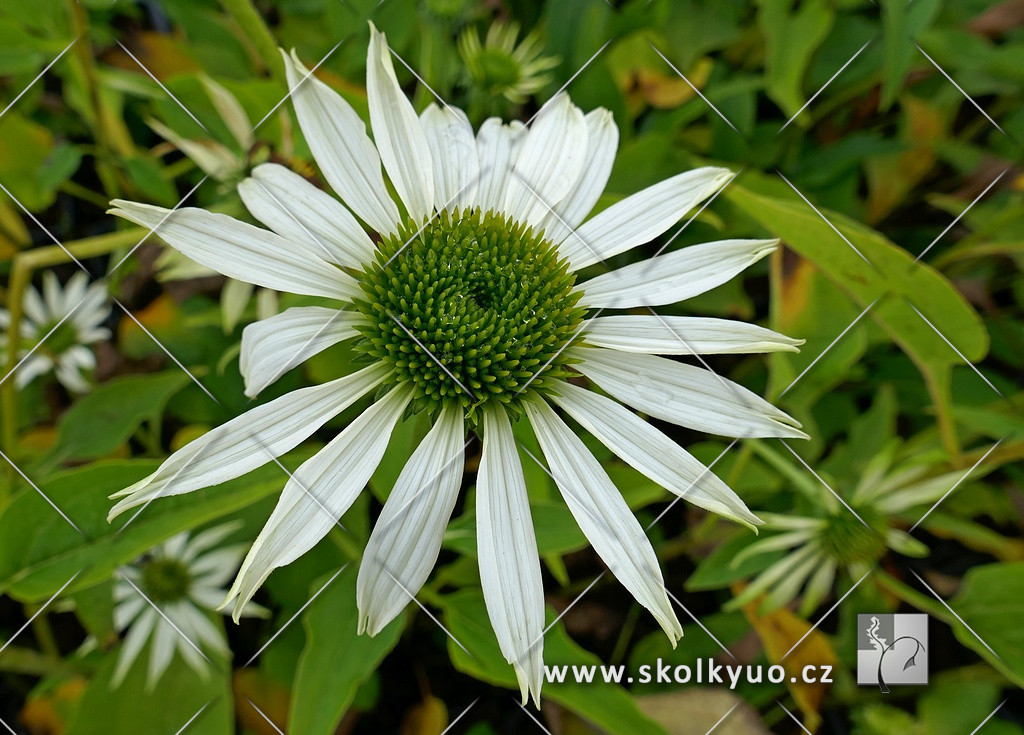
[504, 93, 588, 228]
[239, 163, 376, 268]
[583, 315, 803, 355]
[282, 49, 401, 235]
[114, 596, 145, 631]
[146, 618, 176, 688]
[571, 347, 806, 439]
[357, 403, 465, 635]
[14, 355, 52, 388]
[579, 238, 778, 309]
[367, 25, 434, 220]
[108, 363, 389, 519]
[190, 547, 247, 588]
[183, 523, 241, 561]
[525, 400, 682, 642]
[108, 201, 360, 301]
[476, 406, 544, 706]
[420, 104, 478, 212]
[240, 306, 365, 397]
[729, 543, 821, 609]
[62, 272, 90, 314]
[539, 108, 618, 241]
[474, 118, 525, 213]
[42, 271, 62, 315]
[201, 75, 254, 150]
[224, 384, 414, 619]
[23, 286, 47, 324]
[112, 607, 157, 687]
[173, 601, 226, 654]
[55, 359, 90, 393]
[561, 167, 734, 270]
[550, 382, 761, 528]
[732, 530, 811, 566]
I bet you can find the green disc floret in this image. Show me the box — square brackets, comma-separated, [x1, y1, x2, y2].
[353, 208, 586, 416]
[820, 508, 887, 566]
[140, 557, 192, 603]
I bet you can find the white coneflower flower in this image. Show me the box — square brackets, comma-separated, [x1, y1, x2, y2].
[107, 24, 804, 704]
[728, 447, 958, 616]
[458, 21, 559, 104]
[112, 524, 265, 688]
[0, 271, 109, 393]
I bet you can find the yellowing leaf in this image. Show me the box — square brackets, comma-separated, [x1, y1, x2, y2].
[401, 696, 448, 735]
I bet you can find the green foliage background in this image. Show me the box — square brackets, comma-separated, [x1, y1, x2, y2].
[0, 0, 1022, 733]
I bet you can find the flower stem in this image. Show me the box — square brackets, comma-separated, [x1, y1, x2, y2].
[220, 0, 285, 82]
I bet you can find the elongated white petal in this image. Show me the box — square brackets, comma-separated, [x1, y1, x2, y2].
[477, 406, 544, 706]
[240, 307, 365, 397]
[43, 271, 62, 314]
[357, 404, 465, 635]
[23, 286, 47, 324]
[182, 522, 242, 562]
[525, 400, 682, 642]
[146, 618, 176, 688]
[561, 167, 734, 270]
[728, 543, 821, 609]
[15, 355, 52, 388]
[224, 385, 414, 619]
[540, 108, 618, 241]
[108, 363, 389, 519]
[190, 547, 248, 588]
[799, 559, 837, 616]
[571, 347, 806, 439]
[731, 530, 812, 566]
[550, 382, 761, 528]
[475, 118, 525, 213]
[367, 25, 434, 220]
[239, 163, 376, 268]
[420, 104, 478, 211]
[504, 93, 587, 228]
[579, 239, 777, 309]
[114, 596, 145, 631]
[112, 607, 157, 687]
[282, 49, 400, 235]
[584, 315, 803, 355]
[108, 201, 359, 301]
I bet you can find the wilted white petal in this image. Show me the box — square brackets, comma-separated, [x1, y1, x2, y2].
[579, 239, 777, 309]
[561, 167, 734, 270]
[108, 363, 389, 519]
[224, 385, 414, 619]
[477, 406, 544, 706]
[240, 306, 366, 397]
[525, 400, 682, 642]
[571, 347, 806, 439]
[550, 382, 762, 528]
[420, 104, 478, 211]
[584, 315, 803, 355]
[357, 403, 465, 635]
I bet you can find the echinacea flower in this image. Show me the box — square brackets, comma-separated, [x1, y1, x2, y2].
[107, 24, 805, 704]
[458, 21, 559, 104]
[112, 524, 265, 688]
[0, 271, 109, 393]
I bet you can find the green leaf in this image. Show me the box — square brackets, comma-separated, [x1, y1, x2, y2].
[685, 534, 782, 592]
[757, 0, 834, 120]
[949, 562, 1024, 687]
[442, 589, 667, 735]
[289, 565, 404, 735]
[53, 371, 191, 461]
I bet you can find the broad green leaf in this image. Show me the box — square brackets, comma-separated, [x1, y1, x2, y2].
[289, 565, 404, 735]
[950, 561, 1024, 687]
[53, 371, 191, 461]
[0, 458, 296, 602]
[442, 589, 667, 735]
[757, 0, 834, 120]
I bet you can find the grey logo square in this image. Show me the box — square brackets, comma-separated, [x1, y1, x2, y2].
[857, 613, 928, 690]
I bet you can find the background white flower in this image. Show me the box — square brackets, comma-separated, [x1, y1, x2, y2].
[112, 524, 266, 688]
[107, 23, 805, 704]
[0, 271, 109, 393]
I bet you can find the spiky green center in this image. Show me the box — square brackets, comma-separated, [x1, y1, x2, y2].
[353, 208, 586, 416]
[141, 558, 192, 603]
[820, 509, 887, 566]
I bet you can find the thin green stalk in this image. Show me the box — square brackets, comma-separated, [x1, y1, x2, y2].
[221, 0, 285, 81]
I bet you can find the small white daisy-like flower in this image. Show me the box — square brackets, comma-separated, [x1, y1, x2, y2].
[112, 524, 265, 688]
[458, 21, 560, 104]
[108, 24, 805, 704]
[0, 271, 109, 393]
